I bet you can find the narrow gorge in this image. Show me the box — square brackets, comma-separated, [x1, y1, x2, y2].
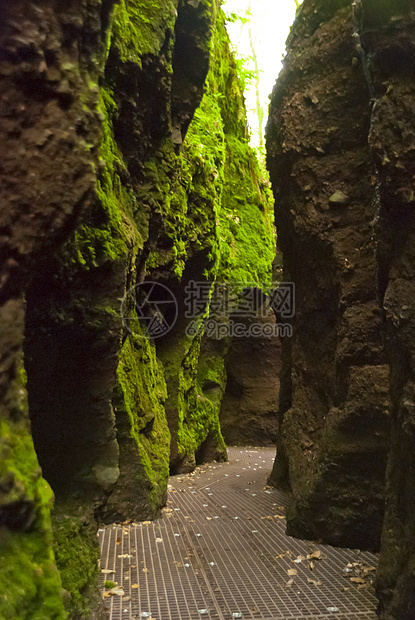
[0, 1, 414, 619]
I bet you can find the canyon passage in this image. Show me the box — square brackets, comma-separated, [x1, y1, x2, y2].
[1, 1, 415, 619]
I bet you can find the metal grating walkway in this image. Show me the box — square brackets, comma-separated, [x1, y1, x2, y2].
[99, 447, 378, 620]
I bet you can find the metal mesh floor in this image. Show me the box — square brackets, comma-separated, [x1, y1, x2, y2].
[99, 447, 378, 620]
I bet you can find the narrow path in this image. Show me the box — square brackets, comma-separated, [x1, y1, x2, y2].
[99, 447, 378, 620]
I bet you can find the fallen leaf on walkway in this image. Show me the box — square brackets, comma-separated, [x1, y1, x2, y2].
[116, 537, 121, 545]
[143, 521, 151, 526]
[131, 584, 139, 589]
[307, 578, 322, 586]
[309, 561, 315, 571]
[143, 568, 149, 573]
[285, 579, 294, 587]
[118, 554, 132, 559]
[294, 555, 306, 563]
[105, 586, 125, 596]
[101, 569, 115, 574]
[155, 538, 163, 543]
[206, 517, 212, 520]
[308, 550, 321, 560]
[350, 577, 366, 584]
[287, 569, 297, 576]
[275, 551, 291, 559]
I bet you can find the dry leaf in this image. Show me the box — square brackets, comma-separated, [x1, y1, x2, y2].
[307, 578, 322, 586]
[106, 586, 125, 596]
[116, 537, 122, 545]
[285, 579, 294, 587]
[287, 569, 297, 576]
[350, 577, 366, 584]
[131, 584, 139, 589]
[308, 550, 321, 560]
[143, 568, 149, 573]
[101, 569, 115, 574]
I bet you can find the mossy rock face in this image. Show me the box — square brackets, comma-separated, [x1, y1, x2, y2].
[0, 305, 66, 620]
[52, 506, 104, 620]
[99, 331, 170, 522]
[1, 0, 275, 617]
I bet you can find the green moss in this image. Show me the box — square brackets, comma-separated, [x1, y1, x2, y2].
[52, 511, 100, 618]
[0, 527, 67, 620]
[138, 3, 275, 470]
[115, 330, 170, 513]
[218, 134, 275, 285]
[0, 358, 66, 620]
[112, 0, 178, 66]
[66, 87, 142, 272]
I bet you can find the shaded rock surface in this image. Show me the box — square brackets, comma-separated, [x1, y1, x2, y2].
[267, 0, 389, 552]
[220, 302, 281, 446]
[267, 0, 415, 617]
[360, 3, 415, 619]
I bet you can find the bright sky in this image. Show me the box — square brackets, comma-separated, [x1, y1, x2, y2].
[222, 0, 298, 149]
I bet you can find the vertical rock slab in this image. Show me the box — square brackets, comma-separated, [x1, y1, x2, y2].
[220, 304, 281, 446]
[360, 1, 415, 617]
[266, 0, 389, 550]
[0, 301, 67, 619]
[0, 0, 114, 616]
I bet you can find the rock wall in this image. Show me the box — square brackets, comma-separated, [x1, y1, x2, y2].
[220, 303, 281, 446]
[0, 0, 114, 617]
[361, 2, 415, 619]
[266, 0, 389, 551]
[0, 0, 275, 617]
[267, 0, 415, 616]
